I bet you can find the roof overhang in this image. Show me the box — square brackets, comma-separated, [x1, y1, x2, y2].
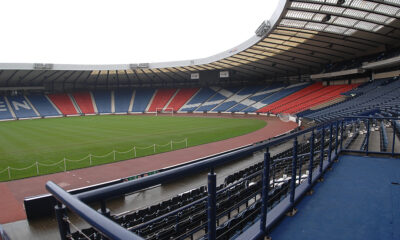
[0, 0, 399, 87]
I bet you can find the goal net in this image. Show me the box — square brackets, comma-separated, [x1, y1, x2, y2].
[156, 108, 174, 116]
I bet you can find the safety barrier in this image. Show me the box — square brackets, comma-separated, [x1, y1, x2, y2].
[0, 138, 188, 181]
[46, 116, 399, 240]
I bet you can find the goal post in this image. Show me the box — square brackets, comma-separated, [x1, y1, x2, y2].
[156, 108, 174, 116]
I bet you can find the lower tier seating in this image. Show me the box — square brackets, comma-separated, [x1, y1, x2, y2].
[47, 93, 78, 115]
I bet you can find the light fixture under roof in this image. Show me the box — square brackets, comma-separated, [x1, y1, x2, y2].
[337, 0, 345, 6]
[322, 14, 332, 23]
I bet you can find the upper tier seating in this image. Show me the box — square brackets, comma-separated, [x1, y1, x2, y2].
[303, 78, 400, 122]
[148, 89, 177, 112]
[196, 87, 242, 112]
[132, 89, 155, 112]
[6, 95, 38, 118]
[180, 87, 219, 112]
[0, 96, 14, 120]
[92, 90, 111, 113]
[48, 93, 78, 115]
[211, 86, 264, 112]
[27, 94, 60, 117]
[114, 89, 133, 113]
[166, 88, 199, 112]
[72, 92, 95, 114]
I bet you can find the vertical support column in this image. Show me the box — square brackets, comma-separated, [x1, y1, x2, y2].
[340, 121, 344, 151]
[260, 148, 270, 235]
[392, 120, 396, 157]
[98, 200, 110, 217]
[328, 123, 333, 163]
[308, 130, 315, 186]
[335, 121, 339, 156]
[298, 153, 303, 185]
[288, 137, 298, 216]
[271, 163, 276, 187]
[319, 127, 325, 174]
[207, 168, 217, 240]
[55, 203, 70, 240]
[366, 119, 370, 155]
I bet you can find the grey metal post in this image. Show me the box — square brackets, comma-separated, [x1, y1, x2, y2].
[319, 127, 325, 173]
[207, 168, 217, 240]
[328, 123, 333, 162]
[340, 121, 344, 151]
[98, 200, 110, 217]
[260, 148, 270, 235]
[392, 120, 396, 157]
[335, 121, 339, 156]
[308, 130, 315, 185]
[290, 138, 298, 205]
[55, 203, 70, 240]
[366, 119, 370, 155]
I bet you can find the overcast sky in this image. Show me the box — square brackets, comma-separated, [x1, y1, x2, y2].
[0, 0, 280, 64]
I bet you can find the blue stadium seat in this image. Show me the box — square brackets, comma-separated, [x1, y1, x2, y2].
[114, 89, 133, 113]
[0, 96, 14, 120]
[180, 87, 218, 112]
[7, 95, 38, 118]
[92, 90, 112, 113]
[26, 94, 60, 117]
[132, 89, 155, 112]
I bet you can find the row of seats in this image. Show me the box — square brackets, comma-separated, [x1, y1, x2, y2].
[71, 133, 317, 240]
[302, 78, 400, 122]
[0, 81, 361, 120]
[69, 120, 356, 240]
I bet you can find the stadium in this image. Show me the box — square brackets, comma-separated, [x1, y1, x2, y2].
[0, 0, 400, 239]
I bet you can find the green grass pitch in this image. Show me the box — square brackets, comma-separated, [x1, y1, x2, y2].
[0, 115, 266, 181]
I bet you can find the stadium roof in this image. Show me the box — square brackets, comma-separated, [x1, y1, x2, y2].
[1, 0, 400, 88]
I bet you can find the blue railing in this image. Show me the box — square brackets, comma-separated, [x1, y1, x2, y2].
[46, 116, 399, 240]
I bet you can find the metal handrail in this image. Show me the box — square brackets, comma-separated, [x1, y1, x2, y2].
[46, 116, 400, 240]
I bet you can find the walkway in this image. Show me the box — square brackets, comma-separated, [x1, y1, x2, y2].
[270, 155, 400, 240]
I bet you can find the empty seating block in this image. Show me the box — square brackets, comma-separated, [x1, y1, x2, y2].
[27, 94, 60, 117]
[197, 87, 241, 112]
[7, 95, 38, 118]
[255, 83, 310, 113]
[166, 88, 199, 112]
[148, 89, 177, 112]
[212, 86, 263, 112]
[180, 87, 219, 112]
[72, 92, 95, 114]
[271, 84, 359, 114]
[132, 89, 155, 112]
[257, 83, 322, 113]
[304, 78, 400, 122]
[114, 89, 133, 113]
[239, 84, 286, 112]
[0, 96, 14, 120]
[48, 93, 78, 115]
[92, 91, 112, 113]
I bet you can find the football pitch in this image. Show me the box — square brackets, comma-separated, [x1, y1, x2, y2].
[0, 115, 266, 181]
